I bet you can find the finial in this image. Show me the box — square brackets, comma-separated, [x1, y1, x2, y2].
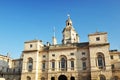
[67, 14, 70, 19]
[53, 26, 56, 37]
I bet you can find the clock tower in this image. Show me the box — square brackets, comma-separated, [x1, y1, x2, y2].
[62, 15, 80, 44]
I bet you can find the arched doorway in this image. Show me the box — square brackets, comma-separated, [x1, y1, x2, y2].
[99, 75, 106, 80]
[51, 77, 55, 80]
[71, 76, 75, 80]
[58, 75, 67, 80]
[27, 76, 31, 80]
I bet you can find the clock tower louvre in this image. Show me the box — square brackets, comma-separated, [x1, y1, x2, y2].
[62, 15, 80, 44]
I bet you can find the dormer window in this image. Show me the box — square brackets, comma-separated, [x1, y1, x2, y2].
[96, 37, 100, 41]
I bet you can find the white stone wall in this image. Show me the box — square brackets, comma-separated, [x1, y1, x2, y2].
[89, 33, 107, 45]
[24, 40, 43, 51]
[76, 48, 90, 71]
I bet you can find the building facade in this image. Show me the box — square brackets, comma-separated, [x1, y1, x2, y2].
[0, 16, 120, 80]
[0, 54, 22, 80]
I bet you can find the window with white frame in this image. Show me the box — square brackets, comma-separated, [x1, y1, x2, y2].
[27, 58, 33, 72]
[59, 56, 67, 71]
[42, 62, 45, 71]
[82, 61, 86, 70]
[71, 60, 74, 70]
[51, 61, 55, 71]
[97, 53, 105, 69]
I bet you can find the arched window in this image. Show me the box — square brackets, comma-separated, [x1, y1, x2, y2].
[71, 60, 74, 70]
[27, 76, 31, 80]
[70, 58, 75, 70]
[61, 58, 66, 68]
[71, 76, 75, 80]
[42, 60, 46, 71]
[97, 53, 105, 69]
[99, 75, 106, 80]
[51, 60, 55, 71]
[27, 57, 33, 72]
[82, 61, 87, 70]
[60, 56, 67, 71]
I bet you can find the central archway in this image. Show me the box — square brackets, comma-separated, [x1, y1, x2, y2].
[71, 76, 75, 80]
[58, 75, 67, 80]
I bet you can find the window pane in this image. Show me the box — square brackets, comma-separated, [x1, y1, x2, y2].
[71, 61, 74, 68]
[60, 57, 67, 71]
[98, 58, 103, 66]
[28, 58, 33, 72]
[52, 62, 55, 69]
[61, 58, 66, 68]
[42, 63, 45, 69]
[71, 61, 74, 70]
[96, 37, 100, 41]
[98, 55, 104, 69]
[82, 62, 86, 70]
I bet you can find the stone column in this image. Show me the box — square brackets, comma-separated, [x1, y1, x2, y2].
[56, 60, 59, 71]
[74, 75, 79, 80]
[75, 77, 78, 80]
[55, 75, 57, 80]
[67, 60, 70, 71]
[68, 75, 71, 80]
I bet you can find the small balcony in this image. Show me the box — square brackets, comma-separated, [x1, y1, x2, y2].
[51, 68, 55, 71]
[98, 66, 106, 70]
[71, 67, 74, 70]
[60, 68, 67, 71]
[83, 67, 87, 70]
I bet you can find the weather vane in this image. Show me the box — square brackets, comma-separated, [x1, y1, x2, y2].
[67, 14, 70, 18]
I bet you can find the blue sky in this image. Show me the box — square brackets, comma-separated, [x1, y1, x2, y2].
[0, 0, 120, 58]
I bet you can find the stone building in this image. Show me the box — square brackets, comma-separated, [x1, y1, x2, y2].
[0, 16, 120, 80]
[0, 54, 22, 80]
